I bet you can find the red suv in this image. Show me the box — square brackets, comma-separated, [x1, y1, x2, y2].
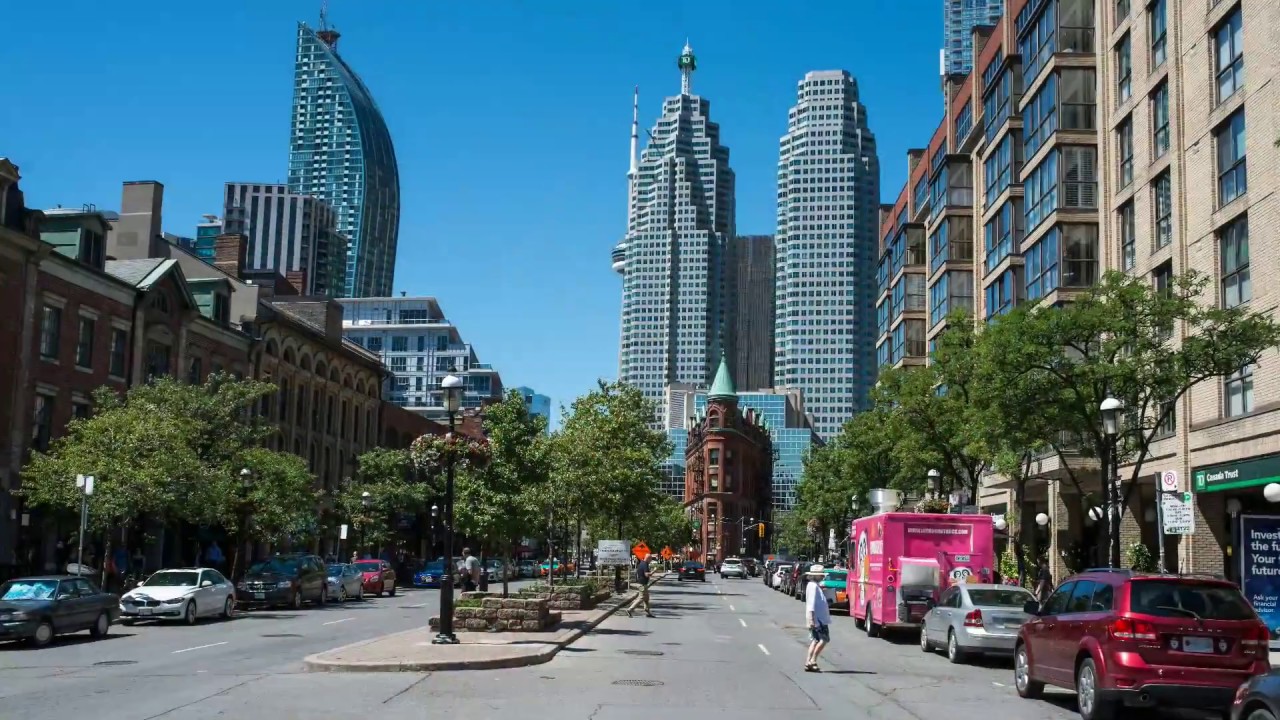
[1014, 569, 1269, 720]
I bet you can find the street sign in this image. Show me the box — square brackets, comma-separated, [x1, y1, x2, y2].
[1159, 470, 1179, 493]
[660, 546, 673, 560]
[632, 541, 651, 561]
[596, 540, 629, 565]
[339, 524, 349, 540]
[1161, 492, 1195, 535]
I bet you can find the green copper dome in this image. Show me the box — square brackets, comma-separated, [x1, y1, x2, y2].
[707, 354, 736, 400]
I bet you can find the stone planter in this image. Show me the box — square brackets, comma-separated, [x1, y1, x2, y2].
[517, 584, 603, 611]
[427, 597, 559, 632]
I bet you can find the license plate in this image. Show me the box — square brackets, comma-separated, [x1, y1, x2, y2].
[953, 554, 971, 563]
[253, 592, 265, 600]
[1183, 636, 1214, 654]
[139, 607, 152, 616]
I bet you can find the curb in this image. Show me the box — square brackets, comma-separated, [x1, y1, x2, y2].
[303, 584, 646, 673]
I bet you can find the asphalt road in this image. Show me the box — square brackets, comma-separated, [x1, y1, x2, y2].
[0, 574, 1220, 719]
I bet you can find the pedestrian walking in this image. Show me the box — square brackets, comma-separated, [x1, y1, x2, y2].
[1034, 559, 1054, 604]
[804, 563, 830, 672]
[462, 548, 481, 592]
[625, 555, 654, 617]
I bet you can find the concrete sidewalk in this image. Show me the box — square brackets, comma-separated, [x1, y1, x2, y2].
[304, 576, 661, 672]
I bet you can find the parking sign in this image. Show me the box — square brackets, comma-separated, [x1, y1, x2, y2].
[1159, 470, 1179, 493]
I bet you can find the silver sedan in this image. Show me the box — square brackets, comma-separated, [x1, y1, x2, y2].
[325, 563, 365, 603]
[920, 583, 1034, 664]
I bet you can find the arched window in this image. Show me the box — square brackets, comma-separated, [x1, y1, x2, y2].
[312, 388, 321, 431]
[326, 395, 335, 435]
[295, 384, 306, 426]
[278, 379, 290, 422]
[339, 399, 347, 439]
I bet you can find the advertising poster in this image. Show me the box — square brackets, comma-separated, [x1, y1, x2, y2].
[1240, 514, 1280, 648]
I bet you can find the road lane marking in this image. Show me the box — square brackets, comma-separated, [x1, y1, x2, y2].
[992, 681, 1006, 687]
[399, 603, 430, 609]
[323, 617, 354, 626]
[757, 644, 770, 655]
[729, 604, 736, 611]
[739, 618, 748, 628]
[172, 642, 227, 654]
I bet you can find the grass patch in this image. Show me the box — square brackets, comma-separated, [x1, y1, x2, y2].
[455, 598, 483, 608]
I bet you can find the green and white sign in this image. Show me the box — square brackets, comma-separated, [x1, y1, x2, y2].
[1193, 454, 1280, 493]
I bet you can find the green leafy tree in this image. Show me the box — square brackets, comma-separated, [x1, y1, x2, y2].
[984, 270, 1280, 566]
[454, 390, 550, 596]
[335, 448, 430, 557]
[233, 447, 318, 576]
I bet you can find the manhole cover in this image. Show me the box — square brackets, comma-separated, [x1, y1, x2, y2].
[613, 679, 664, 687]
[94, 660, 137, 666]
[620, 650, 664, 656]
[260, 633, 303, 638]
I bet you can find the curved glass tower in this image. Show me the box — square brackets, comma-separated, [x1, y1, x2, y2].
[288, 21, 400, 298]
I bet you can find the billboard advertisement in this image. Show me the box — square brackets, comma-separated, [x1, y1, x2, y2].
[1240, 514, 1280, 648]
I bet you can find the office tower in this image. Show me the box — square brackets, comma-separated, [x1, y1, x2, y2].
[774, 70, 880, 440]
[514, 386, 551, 428]
[732, 234, 775, 390]
[288, 15, 400, 298]
[613, 43, 736, 417]
[942, 0, 1003, 76]
[222, 183, 347, 297]
[339, 296, 503, 420]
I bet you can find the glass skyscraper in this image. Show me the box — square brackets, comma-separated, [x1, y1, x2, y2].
[942, 0, 1004, 75]
[613, 44, 736, 418]
[774, 71, 880, 440]
[288, 20, 400, 298]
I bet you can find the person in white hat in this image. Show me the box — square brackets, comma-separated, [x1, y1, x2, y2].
[803, 563, 830, 672]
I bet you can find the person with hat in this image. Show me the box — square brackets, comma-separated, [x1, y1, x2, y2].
[803, 563, 830, 672]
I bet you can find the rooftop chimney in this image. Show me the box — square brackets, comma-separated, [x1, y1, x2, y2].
[213, 232, 247, 279]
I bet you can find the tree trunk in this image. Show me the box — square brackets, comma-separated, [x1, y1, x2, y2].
[502, 539, 514, 598]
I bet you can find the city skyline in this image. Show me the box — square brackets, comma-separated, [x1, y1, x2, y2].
[0, 1, 946, 411]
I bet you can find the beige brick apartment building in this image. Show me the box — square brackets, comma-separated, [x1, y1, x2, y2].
[875, 0, 1279, 585]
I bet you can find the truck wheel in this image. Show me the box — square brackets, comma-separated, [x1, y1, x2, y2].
[865, 606, 880, 638]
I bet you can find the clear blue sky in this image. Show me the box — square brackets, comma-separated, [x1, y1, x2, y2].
[1, 0, 945, 417]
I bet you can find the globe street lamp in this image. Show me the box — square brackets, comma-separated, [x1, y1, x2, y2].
[233, 468, 252, 580]
[1100, 396, 1124, 567]
[359, 491, 371, 561]
[434, 374, 464, 645]
[927, 469, 941, 498]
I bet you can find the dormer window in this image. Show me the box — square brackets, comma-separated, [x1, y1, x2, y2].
[150, 294, 170, 315]
[213, 293, 230, 324]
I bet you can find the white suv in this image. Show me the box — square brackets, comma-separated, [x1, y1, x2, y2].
[720, 557, 747, 579]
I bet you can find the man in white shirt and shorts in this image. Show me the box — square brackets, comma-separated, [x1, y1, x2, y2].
[803, 563, 830, 672]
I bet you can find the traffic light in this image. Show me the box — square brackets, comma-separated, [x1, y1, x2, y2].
[758, 522, 766, 538]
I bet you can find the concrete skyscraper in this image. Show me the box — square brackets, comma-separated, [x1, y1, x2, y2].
[774, 70, 880, 440]
[288, 13, 400, 298]
[613, 43, 736, 414]
[222, 182, 348, 297]
[941, 0, 1003, 76]
[732, 235, 775, 391]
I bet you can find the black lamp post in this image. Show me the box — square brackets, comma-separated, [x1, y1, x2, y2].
[359, 491, 371, 560]
[1100, 396, 1123, 568]
[433, 373, 464, 645]
[927, 469, 941, 499]
[233, 468, 252, 581]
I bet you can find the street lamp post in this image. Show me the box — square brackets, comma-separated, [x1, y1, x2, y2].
[232, 468, 252, 580]
[434, 374, 464, 645]
[74, 474, 95, 576]
[927, 469, 941, 499]
[359, 491, 371, 560]
[1100, 396, 1124, 568]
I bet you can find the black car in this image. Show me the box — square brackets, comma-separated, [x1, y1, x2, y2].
[0, 575, 120, 647]
[1232, 668, 1280, 720]
[236, 553, 328, 609]
[678, 562, 706, 582]
[743, 558, 760, 577]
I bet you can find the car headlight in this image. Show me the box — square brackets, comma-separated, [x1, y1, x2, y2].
[3, 611, 29, 621]
[162, 597, 186, 604]
[276, 581, 293, 589]
[236, 582, 246, 589]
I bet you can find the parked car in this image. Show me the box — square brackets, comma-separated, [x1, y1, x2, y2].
[0, 575, 120, 647]
[1232, 668, 1280, 720]
[120, 568, 236, 624]
[771, 564, 792, 590]
[743, 558, 760, 577]
[819, 567, 851, 612]
[539, 560, 568, 577]
[1014, 569, 1270, 720]
[485, 559, 516, 582]
[238, 553, 328, 609]
[325, 563, 365, 602]
[921, 583, 1033, 663]
[762, 560, 776, 584]
[720, 557, 748, 579]
[413, 560, 449, 588]
[518, 560, 537, 578]
[678, 561, 706, 582]
[355, 559, 396, 597]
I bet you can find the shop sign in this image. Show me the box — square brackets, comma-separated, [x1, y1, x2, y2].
[1193, 454, 1280, 494]
[1239, 514, 1280, 649]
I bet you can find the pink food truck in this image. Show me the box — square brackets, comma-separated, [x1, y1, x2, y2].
[849, 509, 996, 637]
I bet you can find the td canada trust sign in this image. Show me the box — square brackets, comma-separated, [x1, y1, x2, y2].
[1193, 454, 1280, 494]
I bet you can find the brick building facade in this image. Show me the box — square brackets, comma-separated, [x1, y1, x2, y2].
[684, 357, 773, 563]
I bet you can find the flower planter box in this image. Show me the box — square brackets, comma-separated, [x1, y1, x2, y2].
[517, 583, 605, 611]
[427, 597, 559, 632]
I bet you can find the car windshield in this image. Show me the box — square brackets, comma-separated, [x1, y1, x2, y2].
[968, 588, 1032, 607]
[248, 558, 300, 575]
[355, 562, 381, 572]
[723, 559, 742, 565]
[1130, 580, 1256, 620]
[326, 565, 346, 576]
[143, 571, 199, 587]
[0, 580, 57, 600]
[486, 560, 503, 567]
[824, 572, 848, 582]
[422, 562, 445, 572]
[684, 563, 703, 569]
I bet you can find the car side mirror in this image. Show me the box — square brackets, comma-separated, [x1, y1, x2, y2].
[135, 580, 144, 588]
[925, 598, 937, 609]
[201, 580, 213, 587]
[1022, 599, 1041, 615]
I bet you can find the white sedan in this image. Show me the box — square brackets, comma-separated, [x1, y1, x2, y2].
[119, 568, 236, 625]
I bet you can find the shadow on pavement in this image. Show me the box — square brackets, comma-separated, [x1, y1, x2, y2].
[0, 632, 136, 651]
[817, 669, 876, 675]
[589, 628, 651, 637]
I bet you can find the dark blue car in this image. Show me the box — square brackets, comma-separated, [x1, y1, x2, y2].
[413, 561, 448, 588]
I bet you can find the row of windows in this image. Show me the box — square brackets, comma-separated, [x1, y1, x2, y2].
[39, 305, 129, 377]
